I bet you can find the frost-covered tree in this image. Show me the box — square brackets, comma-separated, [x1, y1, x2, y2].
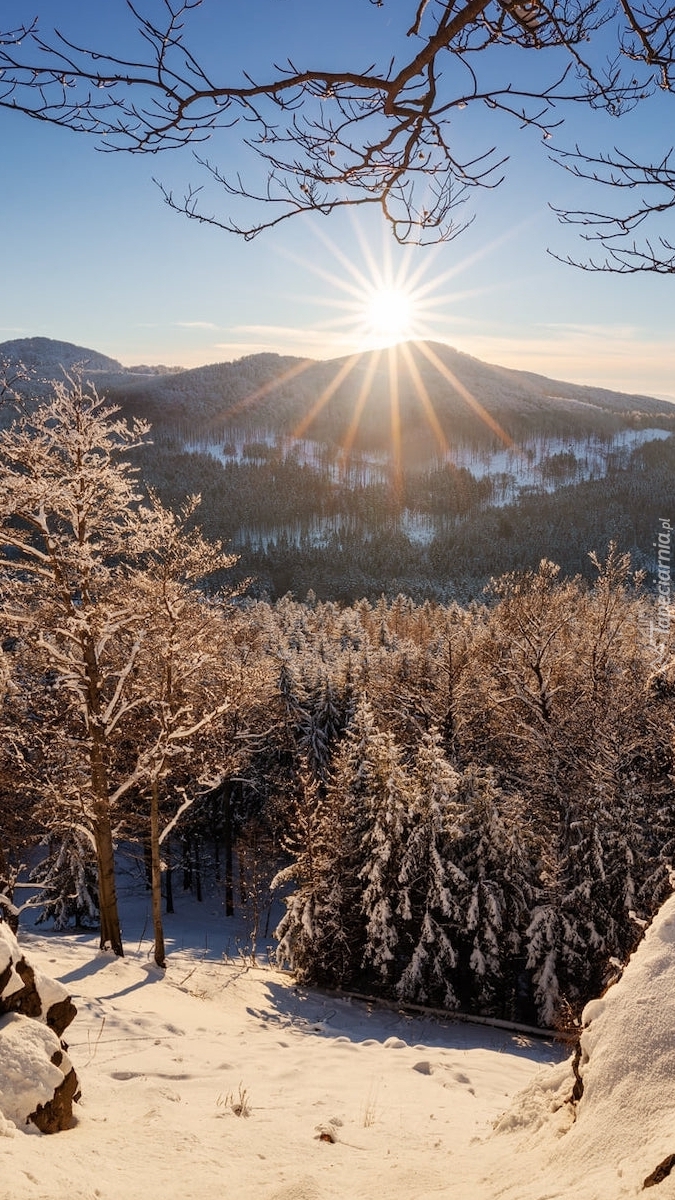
[275, 756, 368, 986]
[276, 698, 409, 988]
[262, 584, 675, 1022]
[31, 826, 99, 931]
[297, 671, 345, 780]
[125, 492, 237, 967]
[0, 377, 155, 955]
[357, 724, 410, 987]
[273, 762, 335, 981]
[0, 377, 246, 961]
[455, 767, 534, 1015]
[396, 728, 466, 1007]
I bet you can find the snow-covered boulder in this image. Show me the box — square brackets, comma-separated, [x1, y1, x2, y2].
[0, 923, 79, 1133]
[492, 894, 675, 1197]
[0, 1013, 79, 1133]
[0, 923, 76, 1036]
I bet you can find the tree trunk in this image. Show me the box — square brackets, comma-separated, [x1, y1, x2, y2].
[93, 807, 123, 957]
[195, 838, 203, 903]
[165, 835, 174, 915]
[223, 780, 234, 917]
[150, 779, 166, 969]
[87, 647, 124, 957]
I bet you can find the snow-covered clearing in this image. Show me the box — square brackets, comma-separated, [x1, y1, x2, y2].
[2, 883, 675, 1200]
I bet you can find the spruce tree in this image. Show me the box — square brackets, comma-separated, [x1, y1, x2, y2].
[396, 727, 466, 1007]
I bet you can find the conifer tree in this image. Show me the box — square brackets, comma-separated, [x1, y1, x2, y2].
[31, 825, 99, 931]
[396, 727, 466, 1007]
[274, 762, 337, 982]
[358, 724, 410, 987]
[456, 767, 533, 1015]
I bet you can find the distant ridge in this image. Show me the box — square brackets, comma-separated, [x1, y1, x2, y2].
[106, 339, 675, 449]
[0, 336, 124, 378]
[2, 336, 673, 449]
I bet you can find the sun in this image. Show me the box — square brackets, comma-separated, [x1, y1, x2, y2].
[255, 217, 515, 476]
[363, 286, 415, 345]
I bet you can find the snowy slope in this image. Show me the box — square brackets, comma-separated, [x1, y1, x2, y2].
[2, 888, 674, 1200]
[0, 888, 561, 1200]
[479, 895, 675, 1199]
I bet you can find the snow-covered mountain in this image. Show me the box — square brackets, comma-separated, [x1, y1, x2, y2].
[0, 338, 181, 405]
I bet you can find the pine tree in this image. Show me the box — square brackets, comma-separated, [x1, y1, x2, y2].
[396, 727, 466, 1007]
[357, 723, 410, 987]
[31, 826, 99, 930]
[298, 669, 346, 779]
[275, 697, 410, 990]
[273, 762, 338, 982]
[455, 766, 533, 1016]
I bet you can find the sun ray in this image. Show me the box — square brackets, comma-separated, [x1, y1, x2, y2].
[350, 213, 391, 296]
[415, 341, 514, 448]
[225, 357, 318, 421]
[338, 349, 383, 466]
[292, 353, 362, 440]
[299, 219, 379, 297]
[388, 345, 403, 493]
[398, 342, 450, 456]
[227, 214, 547, 467]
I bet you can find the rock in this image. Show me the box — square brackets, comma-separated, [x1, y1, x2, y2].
[644, 1153, 675, 1189]
[0, 923, 79, 1133]
[0, 1013, 79, 1133]
[30, 1056, 81, 1135]
[0, 925, 76, 1036]
[0, 957, 13, 998]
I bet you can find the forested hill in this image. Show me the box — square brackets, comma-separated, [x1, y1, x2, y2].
[106, 340, 675, 447]
[2, 335, 673, 448]
[0, 336, 180, 410]
[0, 336, 123, 377]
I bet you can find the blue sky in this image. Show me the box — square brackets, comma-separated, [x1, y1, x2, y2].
[1, 0, 674, 398]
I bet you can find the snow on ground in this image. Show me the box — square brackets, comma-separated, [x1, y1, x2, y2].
[2, 879, 675, 1200]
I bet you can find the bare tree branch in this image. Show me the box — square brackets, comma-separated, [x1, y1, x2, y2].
[0, 0, 656, 243]
[550, 142, 675, 270]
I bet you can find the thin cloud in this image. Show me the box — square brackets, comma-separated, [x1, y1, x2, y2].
[457, 329, 675, 397]
[174, 321, 220, 331]
[232, 324, 350, 343]
[228, 324, 358, 358]
[536, 322, 640, 340]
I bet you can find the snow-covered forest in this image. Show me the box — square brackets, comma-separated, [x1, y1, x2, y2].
[0, 367, 675, 1200]
[1, 377, 673, 1034]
